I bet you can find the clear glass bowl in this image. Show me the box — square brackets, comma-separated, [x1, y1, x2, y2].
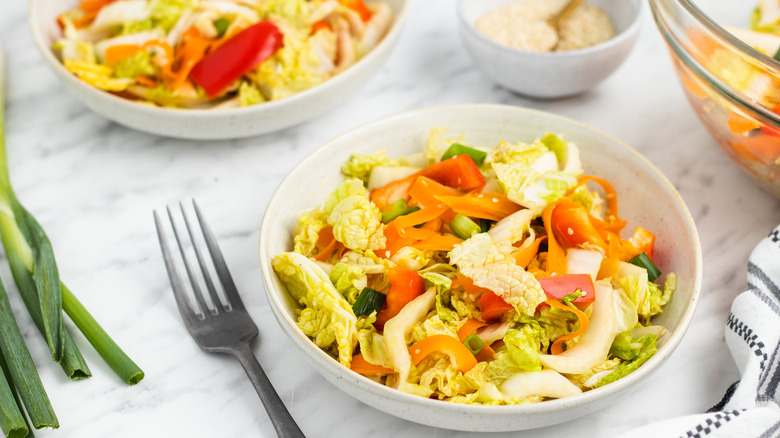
[650, 0, 780, 197]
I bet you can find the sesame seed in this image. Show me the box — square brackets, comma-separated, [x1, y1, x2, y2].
[385, 251, 391, 257]
[567, 228, 574, 235]
[492, 198, 499, 203]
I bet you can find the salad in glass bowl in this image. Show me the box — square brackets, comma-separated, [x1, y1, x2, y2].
[271, 129, 677, 405]
[52, 0, 392, 109]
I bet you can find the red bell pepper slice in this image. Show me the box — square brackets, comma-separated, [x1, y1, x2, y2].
[374, 267, 425, 329]
[477, 290, 513, 321]
[190, 20, 284, 99]
[537, 274, 595, 310]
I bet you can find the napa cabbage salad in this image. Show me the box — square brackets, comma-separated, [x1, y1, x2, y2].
[53, 0, 391, 108]
[272, 130, 677, 404]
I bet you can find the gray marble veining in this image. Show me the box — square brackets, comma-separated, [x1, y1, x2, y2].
[2, 0, 780, 437]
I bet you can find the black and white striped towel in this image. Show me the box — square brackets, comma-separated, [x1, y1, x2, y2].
[621, 226, 780, 438]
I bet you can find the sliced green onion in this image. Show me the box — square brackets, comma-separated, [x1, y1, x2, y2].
[774, 46, 780, 62]
[629, 252, 661, 282]
[562, 289, 583, 308]
[352, 287, 386, 317]
[451, 214, 481, 240]
[479, 219, 493, 233]
[381, 199, 419, 224]
[0, 278, 58, 429]
[440, 143, 487, 166]
[464, 334, 483, 356]
[213, 18, 230, 38]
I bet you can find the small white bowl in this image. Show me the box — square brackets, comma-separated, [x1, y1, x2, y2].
[458, 0, 643, 98]
[258, 104, 702, 431]
[28, 0, 408, 140]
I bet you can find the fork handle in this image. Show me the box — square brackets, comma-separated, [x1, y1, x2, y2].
[232, 343, 306, 438]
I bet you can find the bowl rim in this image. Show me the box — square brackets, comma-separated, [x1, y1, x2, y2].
[258, 103, 703, 420]
[649, 0, 780, 128]
[27, 0, 409, 117]
[456, 0, 644, 58]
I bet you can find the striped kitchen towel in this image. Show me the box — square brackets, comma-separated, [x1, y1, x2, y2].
[621, 225, 780, 438]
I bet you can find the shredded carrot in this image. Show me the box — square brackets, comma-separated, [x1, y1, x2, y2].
[400, 227, 441, 241]
[408, 176, 458, 222]
[134, 75, 158, 88]
[597, 232, 621, 280]
[514, 236, 546, 268]
[421, 217, 442, 232]
[313, 227, 343, 262]
[572, 176, 627, 235]
[104, 44, 144, 66]
[546, 299, 589, 355]
[435, 192, 522, 222]
[390, 203, 449, 235]
[350, 354, 394, 375]
[382, 225, 415, 258]
[72, 0, 116, 28]
[166, 27, 212, 91]
[728, 112, 762, 135]
[411, 235, 463, 252]
[311, 19, 332, 34]
[457, 319, 488, 342]
[542, 201, 566, 276]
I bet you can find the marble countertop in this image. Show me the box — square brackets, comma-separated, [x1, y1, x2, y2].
[2, 0, 780, 437]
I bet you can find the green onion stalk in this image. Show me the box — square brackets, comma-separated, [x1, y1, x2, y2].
[0, 279, 57, 430]
[0, 350, 31, 438]
[0, 47, 142, 385]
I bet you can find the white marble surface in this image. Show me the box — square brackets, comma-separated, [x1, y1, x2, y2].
[2, 1, 780, 437]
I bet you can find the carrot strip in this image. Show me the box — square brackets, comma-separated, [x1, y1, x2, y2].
[514, 236, 546, 268]
[596, 232, 621, 280]
[542, 201, 566, 276]
[400, 227, 441, 241]
[382, 224, 415, 258]
[411, 235, 463, 252]
[574, 176, 626, 235]
[546, 299, 589, 355]
[166, 27, 212, 91]
[408, 177, 458, 222]
[350, 354, 394, 375]
[313, 227, 343, 262]
[134, 75, 158, 87]
[435, 192, 522, 222]
[421, 217, 442, 231]
[390, 204, 449, 234]
[457, 319, 488, 342]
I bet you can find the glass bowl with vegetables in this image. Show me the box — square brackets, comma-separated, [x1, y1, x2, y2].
[258, 105, 702, 432]
[28, 0, 408, 139]
[650, 0, 780, 197]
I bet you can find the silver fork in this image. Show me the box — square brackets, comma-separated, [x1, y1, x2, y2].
[154, 200, 305, 438]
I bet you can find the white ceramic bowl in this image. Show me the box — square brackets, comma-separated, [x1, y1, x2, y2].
[28, 0, 408, 140]
[458, 0, 643, 98]
[258, 105, 701, 431]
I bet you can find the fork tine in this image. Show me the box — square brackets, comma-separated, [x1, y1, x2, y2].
[191, 199, 245, 310]
[154, 210, 198, 325]
[180, 201, 227, 312]
[167, 205, 213, 317]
